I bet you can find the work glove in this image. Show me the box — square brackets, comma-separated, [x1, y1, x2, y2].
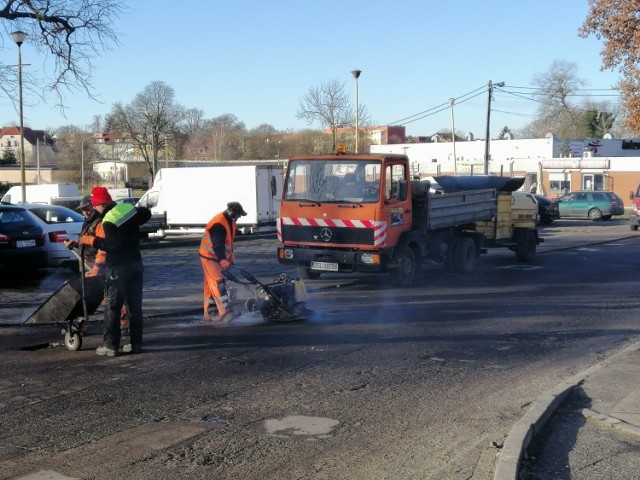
[219, 259, 230, 271]
[64, 240, 79, 249]
[85, 264, 103, 278]
[79, 235, 95, 247]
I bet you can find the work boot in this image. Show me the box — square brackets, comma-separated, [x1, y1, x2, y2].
[122, 344, 142, 354]
[219, 309, 241, 324]
[96, 346, 117, 357]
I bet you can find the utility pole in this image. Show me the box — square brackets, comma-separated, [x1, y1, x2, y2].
[484, 80, 504, 175]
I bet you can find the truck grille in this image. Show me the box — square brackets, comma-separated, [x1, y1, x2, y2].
[281, 225, 374, 245]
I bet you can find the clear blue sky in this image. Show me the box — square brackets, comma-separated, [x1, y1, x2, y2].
[0, 0, 621, 139]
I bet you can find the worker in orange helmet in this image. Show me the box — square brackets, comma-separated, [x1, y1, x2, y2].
[199, 201, 247, 323]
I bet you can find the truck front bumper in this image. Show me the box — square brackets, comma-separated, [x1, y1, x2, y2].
[277, 246, 390, 274]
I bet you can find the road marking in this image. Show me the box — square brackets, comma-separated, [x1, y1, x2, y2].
[14, 471, 78, 480]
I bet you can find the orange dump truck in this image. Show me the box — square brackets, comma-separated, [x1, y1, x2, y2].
[276, 152, 540, 286]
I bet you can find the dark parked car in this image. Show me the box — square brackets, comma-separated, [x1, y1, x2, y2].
[533, 194, 560, 225]
[0, 204, 47, 269]
[557, 190, 625, 221]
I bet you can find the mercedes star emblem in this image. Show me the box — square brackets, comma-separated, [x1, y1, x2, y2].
[319, 228, 333, 242]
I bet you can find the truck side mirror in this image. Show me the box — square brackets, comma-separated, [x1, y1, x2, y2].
[630, 191, 635, 200]
[397, 179, 408, 201]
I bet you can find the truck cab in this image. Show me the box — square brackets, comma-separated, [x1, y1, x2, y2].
[277, 153, 412, 279]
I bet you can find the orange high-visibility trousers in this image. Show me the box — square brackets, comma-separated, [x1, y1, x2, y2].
[200, 256, 230, 318]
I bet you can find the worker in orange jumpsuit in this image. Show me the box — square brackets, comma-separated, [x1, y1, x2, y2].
[199, 201, 247, 323]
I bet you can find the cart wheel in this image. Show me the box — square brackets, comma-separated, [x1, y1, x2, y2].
[245, 298, 257, 312]
[64, 331, 82, 351]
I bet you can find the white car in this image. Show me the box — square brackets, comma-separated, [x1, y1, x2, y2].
[21, 203, 84, 269]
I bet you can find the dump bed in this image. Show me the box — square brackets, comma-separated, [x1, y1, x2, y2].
[411, 181, 497, 231]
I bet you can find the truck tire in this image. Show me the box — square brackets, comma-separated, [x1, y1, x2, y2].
[444, 238, 460, 273]
[297, 267, 321, 280]
[390, 246, 416, 287]
[454, 237, 476, 273]
[515, 231, 537, 262]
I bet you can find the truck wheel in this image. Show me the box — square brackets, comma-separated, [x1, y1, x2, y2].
[444, 238, 460, 273]
[588, 208, 602, 221]
[454, 238, 476, 273]
[390, 246, 416, 287]
[297, 267, 321, 280]
[515, 231, 537, 262]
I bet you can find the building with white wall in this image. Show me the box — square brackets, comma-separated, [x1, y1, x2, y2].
[370, 135, 640, 202]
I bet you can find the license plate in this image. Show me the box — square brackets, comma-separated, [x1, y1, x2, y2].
[16, 239, 36, 248]
[311, 261, 338, 272]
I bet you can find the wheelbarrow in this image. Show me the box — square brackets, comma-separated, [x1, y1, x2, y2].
[24, 246, 105, 351]
[224, 266, 312, 322]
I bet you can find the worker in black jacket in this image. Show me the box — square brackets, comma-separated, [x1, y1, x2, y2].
[79, 186, 151, 357]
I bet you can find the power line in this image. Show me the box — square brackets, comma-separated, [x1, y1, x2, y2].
[386, 84, 486, 125]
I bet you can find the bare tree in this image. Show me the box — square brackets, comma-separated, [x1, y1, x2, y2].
[106, 81, 185, 181]
[208, 114, 245, 161]
[0, 0, 124, 110]
[183, 108, 206, 136]
[580, 0, 640, 133]
[297, 79, 370, 151]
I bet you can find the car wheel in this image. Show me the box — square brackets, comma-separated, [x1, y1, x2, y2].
[588, 208, 603, 221]
[632, 224, 639, 231]
[541, 217, 553, 226]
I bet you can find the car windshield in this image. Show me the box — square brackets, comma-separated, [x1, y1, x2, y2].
[284, 159, 382, 203]
[28, 206, 83, 224]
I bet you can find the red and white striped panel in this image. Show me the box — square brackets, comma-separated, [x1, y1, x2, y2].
[278, 217, 387, 247]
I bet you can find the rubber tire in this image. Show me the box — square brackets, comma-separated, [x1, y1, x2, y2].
[541, 217, 553, 226]
[64, 331, 82, 351]
[297, 267, 321, 280]
[390, 246, 416, 287]
[631, 224, 639, 231]
[588, 208, 603, 221]
[515, 231, 537, 262]
[245, 298, 257, 312]
[454, 237, 476, 273]
[444, 238, 460, 273]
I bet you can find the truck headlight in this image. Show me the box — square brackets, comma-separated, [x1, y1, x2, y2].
[360, 253, 380, 264]
[281, 249, 294, 260]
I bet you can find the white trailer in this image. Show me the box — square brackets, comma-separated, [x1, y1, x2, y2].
[137, 165, 283, 235]
[1, 183, 82, 208]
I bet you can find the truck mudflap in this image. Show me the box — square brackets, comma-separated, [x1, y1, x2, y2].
[277, 246, 390, 274]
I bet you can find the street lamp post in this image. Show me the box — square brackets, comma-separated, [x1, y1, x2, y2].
[351, 69, 362, 153]
[449, 97, 457, 175]
[11, 31, 27, 203]
[484, 80, 505, 175]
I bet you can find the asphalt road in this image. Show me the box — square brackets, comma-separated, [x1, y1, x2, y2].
[1, 219, 639, 480]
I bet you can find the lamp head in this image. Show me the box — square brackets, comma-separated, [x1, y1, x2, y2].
[351, 69, 362, 79]
[11, 31, 27, 46]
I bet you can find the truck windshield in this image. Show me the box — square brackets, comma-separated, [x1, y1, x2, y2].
[284, 159, 382, 203]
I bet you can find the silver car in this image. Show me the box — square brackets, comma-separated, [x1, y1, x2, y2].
[22, 203, 84, 268]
